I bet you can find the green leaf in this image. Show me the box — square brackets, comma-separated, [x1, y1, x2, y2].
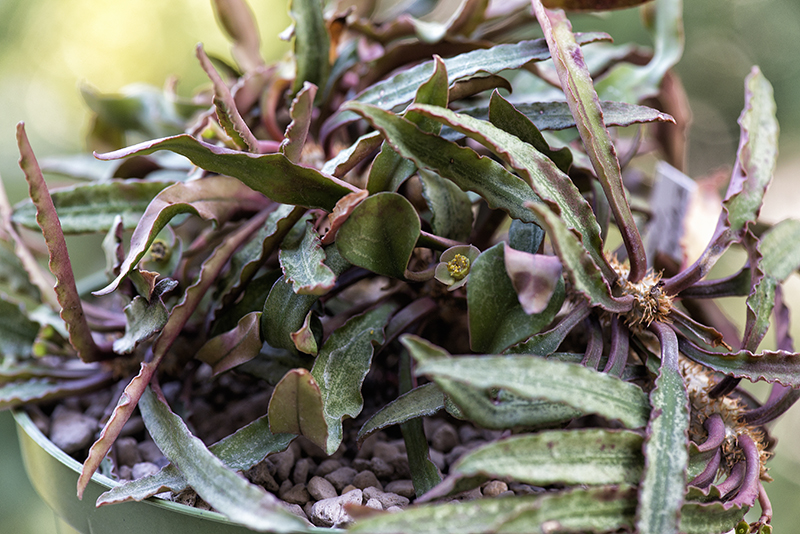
[759, 219, 800, 281]
[321, 132, 383, 177]
[346, 103, 541, 224]
[196, 311, 263, 375]
[310, 303, 396, 454]
[279, 221, 336, 295]
[17, 123, 100, 362]
[97, 412, 294, 506]
[402, 336, 650, 428]
[11, 179, 173, 234]
[94, 134, 357, 211]
[357, 382, 445, 445]
[289, 0, 330, 96]
[637, 324, 689, 534]
[322, 33, 609, 139]
[267, 368, 329, 450]
[532, 3, 646, 281]
[0, 296, 40, 357]
[138, 387, 311, 532]
[505, 301, 591, 356]
[679, 501, 749, 534]
[508, 219, 545, 254]
[449, 429, 643, 486]
[0, 372, 113, 411]
[0, 240, 41, 302]
[336, 192, 421, 279]
[468, 243, 565, 353]
[113, 278, 178, 354]
[407, 102, 613, 279]
[418, 170, 473, 243]
[349, 485, 638, 534]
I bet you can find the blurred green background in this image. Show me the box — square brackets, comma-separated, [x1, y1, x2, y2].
[1, 0, 799, 532]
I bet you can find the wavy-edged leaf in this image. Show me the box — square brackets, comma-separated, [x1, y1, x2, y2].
[11, 179, 173, 234]
[196, 43, 258, 152]
[320, 132, 382, 178]
[533, 3, 646, 281]
[319, 189, 369, 246]
[638, 324, 689, 534]
[94, 175, 268, 296]
[350, 485, 638, 534]
[542, 0, 652, 10]
[349, 103, 541, 224]
[358, 382, 444, 445]
[0, 372, 113, 411]
[468, 243, 565, 353]
[17, 123, 100, 362]
[418, 169, 473, 243]
[267, 368, 328, 450]
[310, 303, 396, 454]
[94, 134, 356, 212]
[322, 33, 609, 139]
[506, 299, 591, 356]
[97, 412, 294, 506]
[367, 55, 449, 195]
[281, 82, 317, 162]
[113, 278, 178, 354]
[678, 337, 800, 387]
[527, 202, 630, 313]
[679, 501, 748, 534]
[139, 387, 311, 532]
[211, 0, 264, 72]
[0, 296, 40, 357]
[291, 309, 320, 355]
[759, 219, 800, 281]
[280, 221, 336, 295]
[448, 429, 643, 488]
[402, 336, 650, 428]
[290, 0, 330, 96]
[336, 192, 420, 279]
[196, 311, 263, 375]
[408, 101, 614, 279]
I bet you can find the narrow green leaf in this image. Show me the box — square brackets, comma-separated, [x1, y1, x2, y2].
[97, 412, 294, 506]
[322, 33, 609, 139]
[267, 368, 329, 450]
[17, 123, 100, 362]
[358, 383, 445, 445]
[113, 278, 178, 354]
[533, 3, 646, 281]
[0, 372, 113, 411]
[11, 180, 173, 234]
[94, 134, 357, 211]
[279, 221, 336, 295]
[281, 82, 317, 162]
[759, 219, 800, 281]
[139, 387, 311, 532]
[637, 324, 689, 534]
[402, 336, 650, 428]
[321, 132, 383, 178]
[468, 243, 565, 353]
[196, 311, 263, 375]
[0, 296, 40, 357]
[506, 300, 591, 356]
[290, 0, 330, 96]
[311, 303, 395, 454]
[347, 103, 541, 224]
[336, 192, 420, 279]
[450, 429, 643, 486]
[407, 102, 614, 279]
[0, 239, 41, 302]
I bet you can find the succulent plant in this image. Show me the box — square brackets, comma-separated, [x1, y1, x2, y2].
[0, 0, 796, 533]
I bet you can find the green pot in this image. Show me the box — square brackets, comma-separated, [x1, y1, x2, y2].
[13, 409, 256, 534]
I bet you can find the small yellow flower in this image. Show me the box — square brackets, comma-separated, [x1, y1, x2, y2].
[447, 254, 470, 280]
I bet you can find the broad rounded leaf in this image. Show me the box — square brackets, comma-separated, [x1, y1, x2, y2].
[268, 368, 329, 450]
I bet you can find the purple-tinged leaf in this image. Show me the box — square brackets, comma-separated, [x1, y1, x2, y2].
[281, 82, 317, 162]
[407, 101, 615, 280]
[17, 123, 100, 362]
[602, 316, 629, 376]
[139, 387, 311, 532]
[290, 0, 330, 96]
[532, 2, 647, 282]
[196, 44, 259, 152]
[526, 202, 631, 314]
[196, 311, 263, 375]
[279, 221, 336, 295]
[97, 412, 294, 506]
[506, 300, 591, 356]
[669, 307, 730, 350]
[336, 192, 421, 279]
[94, 134, 358, 212]
[211, 0, 264, 72]
[290, 310, 318, 355]
[310, 303, 396, 454]
[503, 243, 563, 315]
[319, 189, 368, 245]
[101, 215, 125, 278]
[728, 433, 761, 509]
[113, 278, 178, 354]
[346, 103, 540, 224]
[268, 368, 329, 450]
[322, 34, 609, 140]
[637, 323, 689, 534]
[0, 371, 114, 411]
[542, 0, 652, 9]
[358, 382, 445, 446]
[677, 267, 751, 299]
[321, 132, 383, 178]
[93, 175, 267, 296]
[448, 73, 512, 103]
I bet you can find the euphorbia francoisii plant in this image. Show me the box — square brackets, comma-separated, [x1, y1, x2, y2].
[0, 0, 796, 532]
